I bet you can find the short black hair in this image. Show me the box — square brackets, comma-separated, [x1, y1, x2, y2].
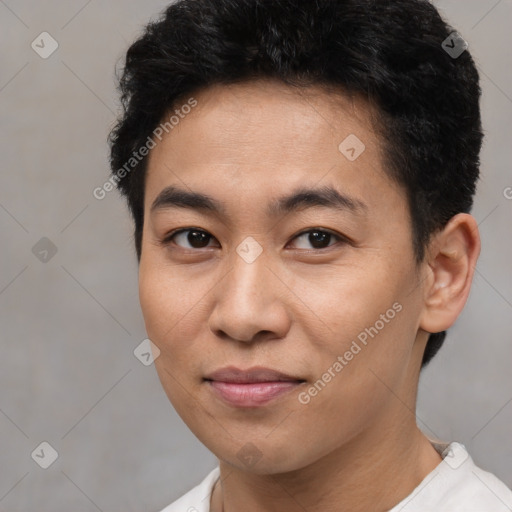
[109, 0, 483, 368]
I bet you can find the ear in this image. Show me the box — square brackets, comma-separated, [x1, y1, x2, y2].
[419, 213, 481, 334]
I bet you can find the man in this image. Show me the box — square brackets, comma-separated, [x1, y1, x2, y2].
[109, 0, 512, 510]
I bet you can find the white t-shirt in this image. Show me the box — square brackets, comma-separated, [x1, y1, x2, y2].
[158, 442, 512, 511]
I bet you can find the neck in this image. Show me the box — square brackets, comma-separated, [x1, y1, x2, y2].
[211, 413, 442, 512]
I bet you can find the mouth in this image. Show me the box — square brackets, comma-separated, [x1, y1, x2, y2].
[204, 366, 306, 407]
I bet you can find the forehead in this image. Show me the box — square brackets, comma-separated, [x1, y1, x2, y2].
[144, 79, 398, 218]
[149, 79, 380, 166]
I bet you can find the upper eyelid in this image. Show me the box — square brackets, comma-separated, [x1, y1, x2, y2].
[291, 229, 350, 247]
[163, 227, 347, 247]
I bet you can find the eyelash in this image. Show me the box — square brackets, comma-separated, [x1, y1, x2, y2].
[159, 227, 350, 251]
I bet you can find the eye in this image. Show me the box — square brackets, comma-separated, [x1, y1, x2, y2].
[290, 228, 345, 250]
[162, 228, 218, 249]
[160, 227, 348, 251]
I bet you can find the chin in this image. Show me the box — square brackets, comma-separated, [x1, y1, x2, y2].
[205, 436, 317, 475]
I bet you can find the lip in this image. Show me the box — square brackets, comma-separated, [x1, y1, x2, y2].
[204, 366, 305, 407]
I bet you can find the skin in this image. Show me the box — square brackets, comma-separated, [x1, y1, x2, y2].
[138, 79, 480, 512]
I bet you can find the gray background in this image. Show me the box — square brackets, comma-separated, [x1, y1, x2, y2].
[0, 1, 510, 510]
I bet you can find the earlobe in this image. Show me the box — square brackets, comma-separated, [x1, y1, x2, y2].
[419, 213, 481, 334]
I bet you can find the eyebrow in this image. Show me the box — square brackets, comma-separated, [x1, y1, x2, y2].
[150, 184, 367, 217]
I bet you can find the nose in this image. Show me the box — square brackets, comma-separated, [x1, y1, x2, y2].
[208, 245, 291, 344]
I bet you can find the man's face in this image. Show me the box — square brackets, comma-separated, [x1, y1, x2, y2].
[139, 80, 428, 473]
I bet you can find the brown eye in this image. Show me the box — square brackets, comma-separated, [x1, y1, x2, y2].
[291, 229, 344, 250]
[164, 229, 217, 249]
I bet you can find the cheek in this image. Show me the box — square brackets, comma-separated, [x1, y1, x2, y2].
[138, 262, 206, 409]
[284, 258, 406, 345]
[138, 259, 201, 351]
[290, 308, 414, 454]
[290, 258, 419, 403]
[139, 267, 172, 338]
